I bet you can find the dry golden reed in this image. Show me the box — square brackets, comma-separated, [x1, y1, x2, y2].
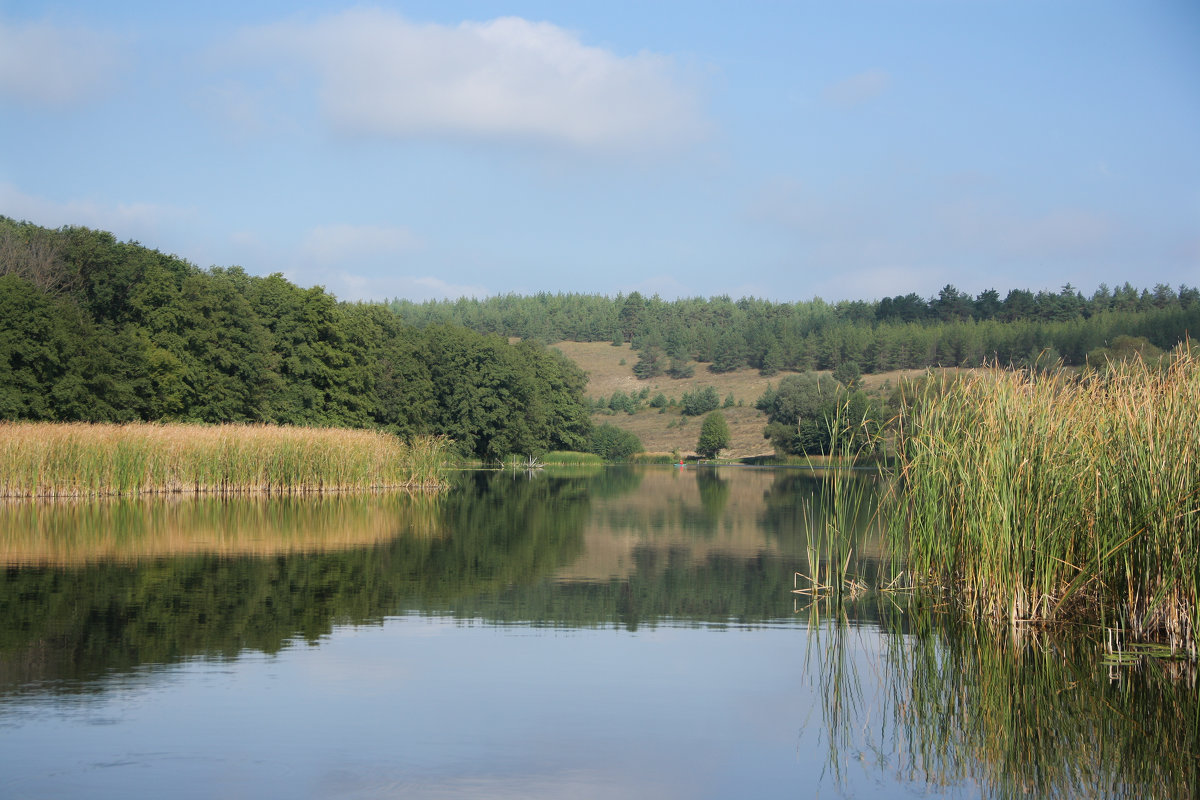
[889, 344, 1200, 653]
[0, 422, 451, 497]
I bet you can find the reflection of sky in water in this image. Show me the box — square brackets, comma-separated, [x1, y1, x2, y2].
[2, 617, 892, 799]
[2, 468, 1187, 798]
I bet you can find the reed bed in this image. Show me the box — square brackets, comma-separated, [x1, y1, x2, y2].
[541, 451, 604, 466]
[0, 423, 451, 497]
[888, 346, 1200, 653]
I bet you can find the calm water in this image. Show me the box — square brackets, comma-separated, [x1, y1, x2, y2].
[0, 467, 1195, 799]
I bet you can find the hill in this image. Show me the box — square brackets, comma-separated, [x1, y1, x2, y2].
[551, 341, 925, 460]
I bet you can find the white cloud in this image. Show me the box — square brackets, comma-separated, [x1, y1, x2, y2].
[301, 223, 419, 264]
[0, 19, 125, 107]
[822, 69, 891, 108]
[232, 8, 706, 150]
[0, 182, 190, 242]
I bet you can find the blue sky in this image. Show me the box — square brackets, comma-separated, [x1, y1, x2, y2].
[2, 1, 1197, 303]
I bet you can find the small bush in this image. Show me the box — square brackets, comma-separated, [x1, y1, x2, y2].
[588, 424, 644, 461]
[681, 386, 720, 416]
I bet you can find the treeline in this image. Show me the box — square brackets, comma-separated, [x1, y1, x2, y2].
[0, 218, 590, 460]
[391, 284, 1200, 375]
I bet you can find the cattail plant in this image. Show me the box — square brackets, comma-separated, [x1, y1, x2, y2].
[887, 345, 1200, 654]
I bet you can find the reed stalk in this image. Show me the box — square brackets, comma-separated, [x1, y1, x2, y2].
[795, 398, 881, 603]
[887, 345, 1200, 654]
[0, 423, 452, 497]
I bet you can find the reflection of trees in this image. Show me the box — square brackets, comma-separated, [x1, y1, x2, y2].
[447, 548, 797, 632]
[695, 468, 730, 524]
[0, 467, 909, 693]
[758, 469, 887, 587]
[581, 465, 643, 499]
[0, 470, 593, 690]
[816, 604, 1200, 800]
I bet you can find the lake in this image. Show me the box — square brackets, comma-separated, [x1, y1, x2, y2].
[1, 466, 1196, 799]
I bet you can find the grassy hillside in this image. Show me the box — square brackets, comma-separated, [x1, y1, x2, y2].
[552, 341, 924, 460]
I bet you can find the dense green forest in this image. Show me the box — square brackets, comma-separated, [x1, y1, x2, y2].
[0, 217, 589, 460]
[391, 283, 1199, 376]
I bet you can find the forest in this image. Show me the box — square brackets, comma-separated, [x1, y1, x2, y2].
[390, 282, 1199, 377]
[0, 217, 590, 460]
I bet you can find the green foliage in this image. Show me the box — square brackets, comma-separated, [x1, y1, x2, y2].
[756, 373, 844, 455]
[0, 219, 591, 461]
[889, 351, 1200, 653]
[386, 271, 1199, 377]
[722, 392, 735, 408]
[831, 360, 862, 389]
[542, 451, 603, 466]
[607, 389, 639, 414]
[681, 385, 720, 416]
[633, 345, 665, 379]
[649, 392, 668, 408]
[667, 357, 694, 378]
[696, 411, 731, 458]
[1086, 334, 1163, 366]
[589, 423, 644, 461]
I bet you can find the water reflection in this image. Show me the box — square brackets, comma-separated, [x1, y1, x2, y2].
[0, 468, 836, 690]
[808, 601, 1200, 800]
[2, 466, 1195, 798]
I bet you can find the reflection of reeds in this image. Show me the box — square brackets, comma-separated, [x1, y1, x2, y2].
[803, 607, 865, 786]
[0, 493, 445, 565]
[888, 346, 1200, 654]
[0, 423, 451, 497]
[877, 610, 1200, 800]
[795, 399, 882, 604]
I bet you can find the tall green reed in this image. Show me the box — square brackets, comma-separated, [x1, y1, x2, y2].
[796, 396, 883, 604]
[887, 345, 1200, 654]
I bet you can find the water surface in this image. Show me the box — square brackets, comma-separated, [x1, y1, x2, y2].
[1, 467, 1195, 798]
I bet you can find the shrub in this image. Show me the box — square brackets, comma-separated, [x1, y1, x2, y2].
[588, 423, 644, 461]
[681, 385, 720, 416]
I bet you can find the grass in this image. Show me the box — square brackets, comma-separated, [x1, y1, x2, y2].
[887, 346, 1200, 654]
[552, 340, 934, 460]
[0, 422, 451, 497]
[541, 451, 604, 466]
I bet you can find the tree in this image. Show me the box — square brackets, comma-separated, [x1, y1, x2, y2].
[681, 385, 720, 416]
[755, 372, 841, 455]
[617, 291, 646, 342]
[696, 411, 730, 459]
[589, 423, 643, 461]
[633, 345, 665, 379]
[831, 360, 861, 389]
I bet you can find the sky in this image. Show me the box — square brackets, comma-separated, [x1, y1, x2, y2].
[1, 1, 1197, 304]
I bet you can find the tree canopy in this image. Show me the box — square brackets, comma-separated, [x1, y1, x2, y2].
[390, 282, 1199, 377]
[0, 218, 590, 460]
[696, 411, 730, 459]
